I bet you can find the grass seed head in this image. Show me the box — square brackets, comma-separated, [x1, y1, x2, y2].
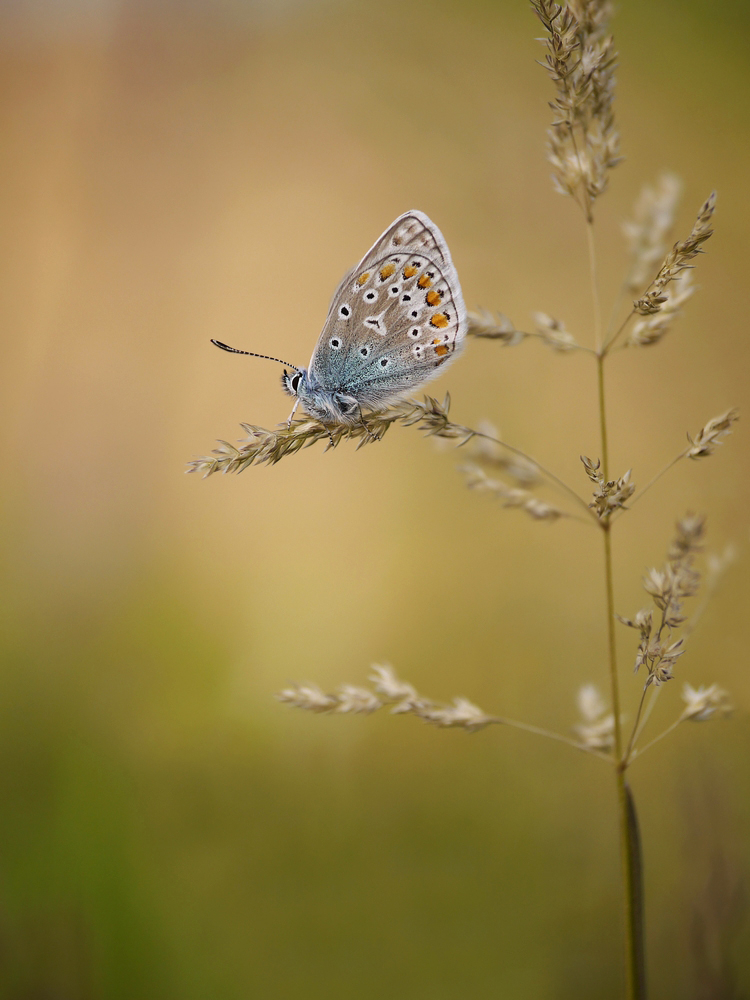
[574, 684, 614, 750]
[462, 463, 566, 521]
[581, 456, 634, 519]
[532, 312, 579, 350]
[686, 409, 739, 460]
[532, 0, 620, 216]
[634, 192, 716, 315]
[680, 683, 733, 722]
[623, 172, 683, 293]
[468, 308, 526, 345]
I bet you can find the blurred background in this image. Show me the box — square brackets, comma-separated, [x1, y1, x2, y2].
[1, 0, 749, 996]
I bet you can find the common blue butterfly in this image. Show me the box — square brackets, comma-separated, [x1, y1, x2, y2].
[212, 211, 467, 426]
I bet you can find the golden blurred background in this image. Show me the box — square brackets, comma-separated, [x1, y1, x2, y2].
[1, 0, 749, 996]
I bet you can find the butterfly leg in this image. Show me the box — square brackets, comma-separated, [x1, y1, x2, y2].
[355, 403, 376, 442]
[286, 398, 301, 429]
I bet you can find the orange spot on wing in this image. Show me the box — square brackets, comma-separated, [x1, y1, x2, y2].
[417, 274, 432, 289]
[426, 289, 442, 306]
[357, 272, 371, 286]
[433, 343, 450, 357]
[430, 313, 449, 329]
[379, 263, 396, 280]
[403, 265, 419, 278]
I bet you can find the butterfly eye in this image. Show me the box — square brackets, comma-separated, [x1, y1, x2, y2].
[330, 337, 342, 349]
[339, 305, 351, 318]
[291, 374, 301, 392]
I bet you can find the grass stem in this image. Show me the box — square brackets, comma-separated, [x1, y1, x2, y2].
[603, 308, 636, 354]
[624, 684, 650, 763]
[587, 222, 603, 352]
[594, 225, 647, 999]
[626, 452, 686, 510]
[630, 718, 682, 761]
[619, 777, 648, 997]
[631, 684, 661, 750]
[492, 716, 612, 761]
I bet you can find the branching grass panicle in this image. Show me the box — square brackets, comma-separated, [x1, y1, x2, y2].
[192, 4, 738, 998]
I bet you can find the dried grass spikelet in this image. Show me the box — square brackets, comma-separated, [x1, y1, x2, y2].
[462, 462, 566, 521]
[402, 394, 475, 443]
[686, 409, 739, 460]
[706, 543, 738, 582]
[680, 682, 733, 722]
[574, 683, 615, 751]
[623, 172, 683, 294]
[469, 420, 541, 488]
[416, 697, 498, 733]
[634, 191, 716, 315]
[532, 312, 579, 351]
[581, 455, 634, 519]
[625, 270, 695, 348]
[187, 395, 473, 475]
[277, 664, 498, 734]
[369, 664, 418, 704]
[335, 685, 382, 714]
[618, 515, 706, 686]
[468, 308, 583, 352]
[276, 683, 339, 713]
[531, 0, 620, 216]
[468, 308, 525, 345]
[276, 682, 382, 714]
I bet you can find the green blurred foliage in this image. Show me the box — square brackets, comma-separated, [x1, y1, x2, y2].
[0, 1, 748, 996]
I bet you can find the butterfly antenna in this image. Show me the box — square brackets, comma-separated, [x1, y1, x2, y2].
[210, 340, 303, 374]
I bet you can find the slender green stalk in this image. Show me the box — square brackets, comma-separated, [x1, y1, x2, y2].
[603, 433, 647, 1000]
[625, 452, 686, 510]
[587, 223, 603, 352]
[631, 684, 661, 751]
[604, 280, 628, 343]
[603, 515, 645, 998]
[602, 308, 636, 354]
[597, 355, 610, 476]
[602, 525, 623, 755]
[624, 684, 650, 763]
[620, 778, 647, 995]
[591, 219, 647, 1000]
[631, 718, 682, 761]
[492, 715, 613, 761]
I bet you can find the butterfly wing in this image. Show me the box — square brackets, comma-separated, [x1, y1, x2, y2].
[307, 211, 467, 409]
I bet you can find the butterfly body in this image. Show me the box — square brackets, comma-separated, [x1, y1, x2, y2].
[280, 369, 362, 426]
[215, 211, 467, 427]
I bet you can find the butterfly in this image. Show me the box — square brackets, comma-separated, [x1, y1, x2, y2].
[211, 210, 467, 427]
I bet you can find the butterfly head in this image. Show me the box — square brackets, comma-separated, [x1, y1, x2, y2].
[281, 369, 305, 398]
[282, 368, 360, 424]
